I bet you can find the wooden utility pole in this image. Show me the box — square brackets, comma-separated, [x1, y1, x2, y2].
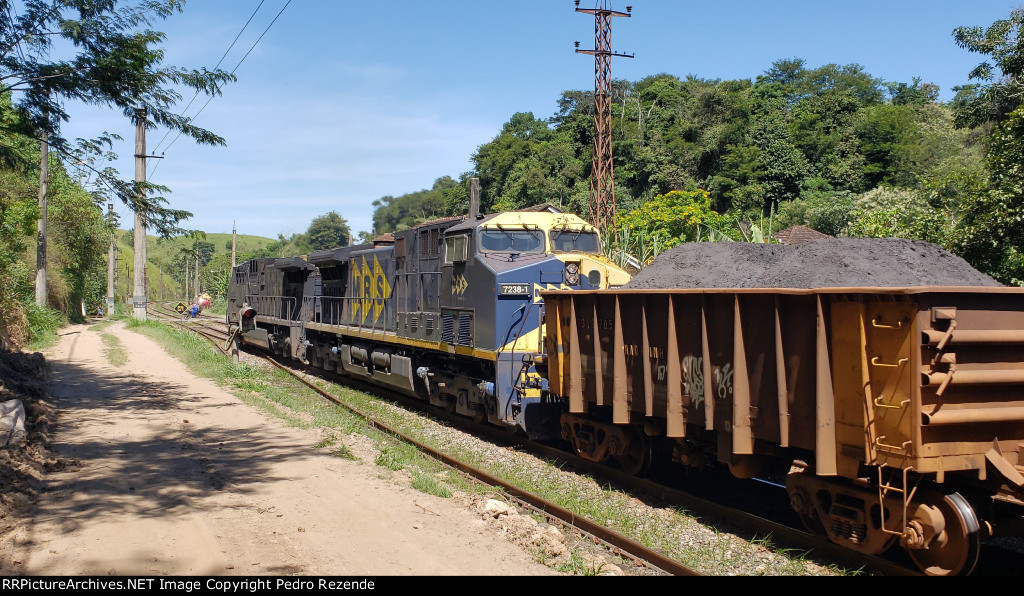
[34, 128, 48, 307]
[106, 203, 115, 314]
[131, 107, 148, 321]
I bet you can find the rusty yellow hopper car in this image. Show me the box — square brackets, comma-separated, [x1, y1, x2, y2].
[541, 285, 1024, 576]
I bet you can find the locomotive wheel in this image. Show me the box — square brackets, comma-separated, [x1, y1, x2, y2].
[617, 430, 653, 477]
[906, 491, 981, 576]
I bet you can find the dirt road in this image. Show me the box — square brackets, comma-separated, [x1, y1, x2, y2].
[1, 321, 560, 576]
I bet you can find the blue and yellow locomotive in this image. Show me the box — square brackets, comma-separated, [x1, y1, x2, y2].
[227, 207, 630, 436]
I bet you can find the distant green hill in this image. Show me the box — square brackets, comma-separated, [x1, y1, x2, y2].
[109, 230, 278, 305]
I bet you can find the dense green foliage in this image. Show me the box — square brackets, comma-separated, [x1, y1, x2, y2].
[364, 8, 1024, 286]
[0, 1, 232, 347]
[0, 0, 234, 235]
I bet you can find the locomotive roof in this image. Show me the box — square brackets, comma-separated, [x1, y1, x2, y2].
[306, 244, 373, 264]
[410, 215, 467, 230]
[267, 256, 315, 272]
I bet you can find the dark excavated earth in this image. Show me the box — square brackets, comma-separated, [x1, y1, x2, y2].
[625, 238, 1004, 289]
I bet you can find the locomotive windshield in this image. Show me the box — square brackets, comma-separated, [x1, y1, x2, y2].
[550, 228, 602, 254]
[479, 228, 545, 253]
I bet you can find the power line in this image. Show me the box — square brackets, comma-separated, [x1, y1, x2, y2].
[152, 0, 293, 179]
[150, 0, 269, 156]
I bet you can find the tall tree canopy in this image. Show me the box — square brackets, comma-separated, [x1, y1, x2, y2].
[358, 8, 1023, 285]
[0, 0, 234, 234]
[304, 210, 351, 251]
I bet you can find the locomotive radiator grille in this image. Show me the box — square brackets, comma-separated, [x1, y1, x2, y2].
[442, 313, 454, 344]
[458, 313, 472, 346]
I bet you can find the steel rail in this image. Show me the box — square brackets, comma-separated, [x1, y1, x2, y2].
[146, 307, 698, 575]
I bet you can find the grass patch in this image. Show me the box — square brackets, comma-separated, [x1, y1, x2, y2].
[25, 302, 65, 351]
[331, 444, 357, 460]
[98, 329, 128, 367]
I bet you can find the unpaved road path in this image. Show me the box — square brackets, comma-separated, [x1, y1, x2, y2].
[1, 321, 560, 576]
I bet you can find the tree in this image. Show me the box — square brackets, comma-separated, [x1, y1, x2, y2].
[617, 189, 733, 253]
[304, 211, 351, 251]
[0, 1, 235, 234]
[951, 8, 1024, 129]
[472, 112, 555, 212]
[950, 8, 1024, 284]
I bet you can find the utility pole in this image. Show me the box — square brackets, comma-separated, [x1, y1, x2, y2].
[132, 107, 148, 321]
[575, 0, 633, 233]
[231, 221, 237, 270]
[106, 203, 115, 315]
[113, 230, 119, 306]
[34, 127, 49, 307]
[193, 246, 200, 299]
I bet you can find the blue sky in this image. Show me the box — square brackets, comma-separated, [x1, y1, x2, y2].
[56, 0, 1023, 240]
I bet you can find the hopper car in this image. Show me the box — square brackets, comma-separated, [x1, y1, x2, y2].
[540, 286, 1024, 575]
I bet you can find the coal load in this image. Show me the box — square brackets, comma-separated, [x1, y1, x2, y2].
[624, 238, 1003, 289]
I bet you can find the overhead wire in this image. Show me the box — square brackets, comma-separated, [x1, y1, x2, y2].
[149, 0, 268, 156]
[149, 0, 293, 180]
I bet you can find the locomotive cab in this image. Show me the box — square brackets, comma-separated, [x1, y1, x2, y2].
[434, 211, 630, 438]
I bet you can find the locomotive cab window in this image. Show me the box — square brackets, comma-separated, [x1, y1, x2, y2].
[479, 229, 545, 254]
[444, 234, 469, 265]
[550, 228, 602, 255]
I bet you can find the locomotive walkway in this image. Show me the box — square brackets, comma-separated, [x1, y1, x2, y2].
[1, 321, 559, 576]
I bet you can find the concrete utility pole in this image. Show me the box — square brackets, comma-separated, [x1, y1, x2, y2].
[575, 0, 633, 233]
[231, 221, 237, 270]
[34, 128, 49, 307]
[193, 247, 200, 299]
[106, 203, 115, 315]
[132, 107, 148, 321]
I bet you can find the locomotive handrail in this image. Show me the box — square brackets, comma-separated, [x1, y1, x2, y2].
[246, 295, 298, 321]
[300, 273, 401, 337]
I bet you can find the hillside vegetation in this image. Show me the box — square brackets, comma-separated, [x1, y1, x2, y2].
[2, 4, 1023, 350]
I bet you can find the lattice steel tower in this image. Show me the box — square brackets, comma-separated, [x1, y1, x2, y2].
[575, 0, 632, 232]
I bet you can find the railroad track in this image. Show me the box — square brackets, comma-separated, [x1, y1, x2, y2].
[145, 304, 694, 575]
[144, 304, 928, 576]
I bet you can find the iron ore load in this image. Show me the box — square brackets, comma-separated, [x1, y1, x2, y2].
[540, 238, 1024, 576]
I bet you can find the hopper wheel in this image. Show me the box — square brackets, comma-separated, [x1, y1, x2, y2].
[906, 491, 981, 576]
[617, 430, 653, 477]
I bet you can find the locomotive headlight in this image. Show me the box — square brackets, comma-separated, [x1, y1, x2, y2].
[565, 261, 580, 286]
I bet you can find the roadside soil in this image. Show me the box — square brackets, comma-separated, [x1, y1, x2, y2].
[0, 321, 562, 576]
